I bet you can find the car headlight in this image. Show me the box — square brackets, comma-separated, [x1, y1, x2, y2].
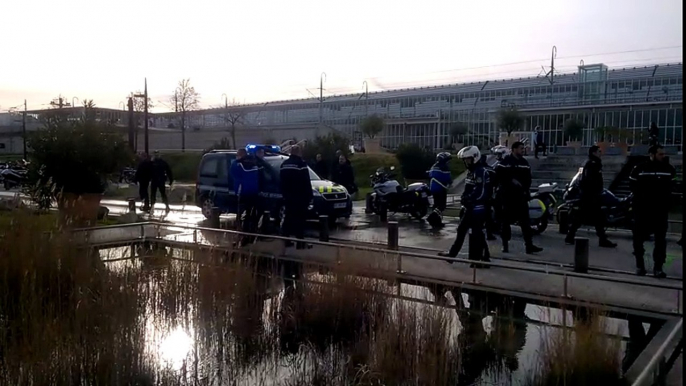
[312, 189, 322, 197]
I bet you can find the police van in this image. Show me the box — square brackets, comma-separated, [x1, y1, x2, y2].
[195, 144, 353, 225]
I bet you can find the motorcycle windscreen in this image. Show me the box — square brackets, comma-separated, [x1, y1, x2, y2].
[528, 198, 547, 220]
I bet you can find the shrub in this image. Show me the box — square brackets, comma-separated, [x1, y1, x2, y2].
[162, 152, 202, 182]
[395, 143, 436, 180]
[303, 132, 351, 164]
[563, 119, 584, 142]
[25, 119, 134, 207]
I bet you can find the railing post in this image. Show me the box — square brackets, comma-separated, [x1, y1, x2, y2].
[379, 202, 388, 223]
[127, 198, 136, 213]
[210, 207, 221, 229]
[574, 237, 589, 273]
[319, 215, 329, 242]
[387, 221, 398, 250]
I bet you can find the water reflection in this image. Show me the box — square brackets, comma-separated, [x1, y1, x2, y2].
[89, 244, 664, 385]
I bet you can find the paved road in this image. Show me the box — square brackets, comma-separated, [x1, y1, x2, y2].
[3, 191, 682, 280]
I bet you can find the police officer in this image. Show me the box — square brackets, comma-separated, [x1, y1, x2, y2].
[134, 152, 153, 211]
[630, 145, 676, 278]
[480, 153, 497, 241]
[150, 151, 173, 213]
[495, 142, 542, 254]
[565, 146, 617, 248]
[427, 152, 452, 229]
[280, 145, 313, 249]
[230, 148, 260, 246]
[439, 146, 491, 267]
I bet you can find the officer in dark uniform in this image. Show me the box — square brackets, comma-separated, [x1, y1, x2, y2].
[150, 151, 173, 213]
[230, 148, 260, 246]
[280, 145, 313, 249]
[427, 152, 452, 229]
[630, 145, 676, 278]
[565, 146, 617, 248]
[134, 152, 153, 211]
[439, 146, 491, 267]
[480, 153, 497, 241]
[495, 142, 542, 254]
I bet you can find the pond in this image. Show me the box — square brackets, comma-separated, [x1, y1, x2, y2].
[85, 244, 655, 385]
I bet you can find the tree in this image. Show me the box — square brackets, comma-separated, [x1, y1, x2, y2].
[25, 117, 133, 212]
[496, 107, 525, 136]
[131, 94, 154, 128]
[222, 98, 244, 149]
[449, 122, 469, 143]
[563, 118, 584, 142]
[360, 114, 384, 139]
[172, 79, 200, 152]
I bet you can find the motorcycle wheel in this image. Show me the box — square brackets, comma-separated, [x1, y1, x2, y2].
[531, 216, 548, 234]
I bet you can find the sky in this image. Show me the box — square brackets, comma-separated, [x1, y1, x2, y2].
[0, 0, 682, 112]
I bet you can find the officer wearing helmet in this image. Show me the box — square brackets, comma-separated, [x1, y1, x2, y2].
[438, 146, 491, 267]
[427, 152, 452, 228]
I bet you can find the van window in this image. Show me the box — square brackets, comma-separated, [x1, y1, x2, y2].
[264, 157, 320, 180]
[200, 157, 219, 177]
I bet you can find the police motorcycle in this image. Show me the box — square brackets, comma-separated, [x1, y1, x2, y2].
[365, 166, 432, 220]
[556, 168, 633, 234]
[0, 160, 28, 190]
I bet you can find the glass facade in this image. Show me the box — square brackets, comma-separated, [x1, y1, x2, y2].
[27, 62, 678, 152]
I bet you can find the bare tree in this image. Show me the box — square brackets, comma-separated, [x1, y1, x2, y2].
[130, 93, 154, 131]
[222, 98, 244, 149]
[172, 79, 200, 152]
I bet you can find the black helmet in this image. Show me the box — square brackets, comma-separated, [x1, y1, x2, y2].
[436, 152, 452, 163]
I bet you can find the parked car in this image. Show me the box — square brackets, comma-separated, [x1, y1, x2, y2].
[195, 145, 353, 226]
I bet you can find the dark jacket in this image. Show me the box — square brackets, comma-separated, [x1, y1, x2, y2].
[429, 162, 452, 193]
[495, 154, 531, 201]
[230, 157, 260, 196]
[280, 154, 313, 203]
[151, 158, 173, 185]
[579, 155, 604, 202]
[134, 158, 153, 183]
[630, 159, 676, 212]
[314, 160, 329, 179]
[535, 131, 543, 145]
[333, 162, 356, 193]
[462, 164, 492, 210]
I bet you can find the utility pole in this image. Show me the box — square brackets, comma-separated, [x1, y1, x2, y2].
[22, 100, 27, 160]
[319, 72, 326, 125]
[127, 97, 135, 152]
[362, 81, 369, 117]
[135, 79, 149, 154]
[144, 78, 149, 154]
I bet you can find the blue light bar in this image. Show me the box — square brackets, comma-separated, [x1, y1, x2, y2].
[245, 144, 281, 153]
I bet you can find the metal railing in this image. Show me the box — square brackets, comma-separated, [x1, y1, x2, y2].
[630, 318, 683, 386]
[71, 221, 684, 297]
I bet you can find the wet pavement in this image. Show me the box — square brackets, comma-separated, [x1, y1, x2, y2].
[3, 191, 682, 280]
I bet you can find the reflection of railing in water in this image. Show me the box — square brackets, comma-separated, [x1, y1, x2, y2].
[69, 221, 683, 319]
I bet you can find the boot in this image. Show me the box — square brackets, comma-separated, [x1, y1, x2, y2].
[653, 269, 667, 279]
[501, 241, 509, 253]
[633, 252, 646, 276]
[564, 235, 575, 245]
[599, 238, 617, 248]
[438, 251, 455, 263]
[525, 244, 543, 254]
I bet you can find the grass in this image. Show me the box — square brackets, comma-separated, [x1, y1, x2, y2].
[0, 211, 629, 385]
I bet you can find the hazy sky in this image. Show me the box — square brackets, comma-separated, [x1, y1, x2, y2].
[1, 0, 682, 112]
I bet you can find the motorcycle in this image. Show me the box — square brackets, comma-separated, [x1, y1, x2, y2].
[471, 182, 559, 235]
[556, 168, 633, 234]
[119, 167, 137, 185]
[0, 161, 28, 191]
[365, 166, 431, 219]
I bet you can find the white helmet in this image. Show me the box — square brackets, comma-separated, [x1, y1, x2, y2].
[491, 145, 510, 159]
[457, 145, 481, 160]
